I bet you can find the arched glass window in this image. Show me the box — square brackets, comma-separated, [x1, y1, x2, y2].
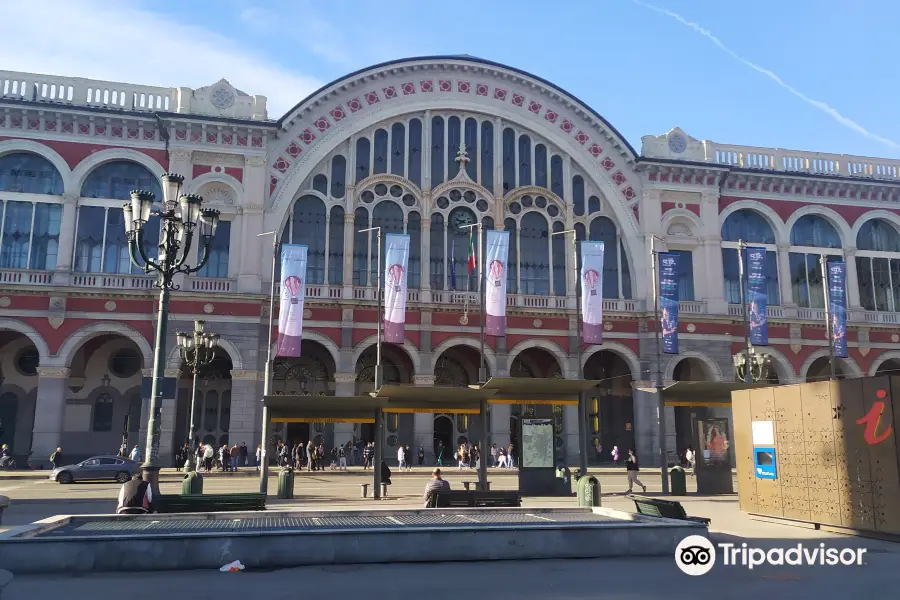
[312, 174, 328, 195]
[408, 119, 423, 187]
[721, 210, 779, 305]
[464, 118, 478, 181]
[289, 195, 326, 284]
[502, 128, 515, 194]
[219, 390, 231, 432]
[535, 144, 548, 189]
[590, 217, 621, 299]
[520, 212, 550, 295]
[0, 153, 63, 194]
[856, 219, 900, 312]
[588, 195, 601, 215]
[789, 215, 842, 308]
[518, 135, 532, 186]
[92, 393, 114, 432]
[28, 203, 61, 270]
[355, 138, 370, 183]
[480, 121, 494, 190]
[408, 212, 421, 289]
[81, 161, 161, 199]
[328, 206, 344, 285]
[430, 213, 445, 290]
[103, 207, 131, 274]
[550, 155, 564, 199]
[0, 200, 62, 270]
[447, 117, 461, 180]
[505, 218, 518, 293]
[353, 208, 369, 285]
[431, 117, 444, 186]
[197, 220, 231, 278]
[481, 216, 494, 261]
[390, 123, 406, 177]
[447, 207, 476, 291]
[620, 240, 632, 299]
[373, 129, 388, 175]
[722, 210, 776, 244]
[203, 390, 218, 432]
[552, 221, 566, 295]
[330, 155, 346, 198]
[371, 201, 404, 282]
[573, 176, 585, 217]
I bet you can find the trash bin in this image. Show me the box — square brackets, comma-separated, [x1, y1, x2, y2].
[182, 471, 203, 495]
[670, 466, 687, 496]
[277, 467, 294, 499]
[576, 475, 601, 507]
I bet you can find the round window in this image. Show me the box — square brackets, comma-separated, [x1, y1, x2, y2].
[403, 194, 416, 207]
[535, 196, 547, 208]
[547, 205, 560, 217]
[436, 196, 450, 209]
[521, 195, 533, 207]
[374, 183, 388, 196]
[449, 190, 462, 202]
[476, 199, 488, 212]
[389, 185, 403, 197]
[16, 348, 39, 376]
[387, 435, 398, 447]
[509, 202, 521, 215]
[457, 436, 468, 447]
[109, 348, 141, 378]
[463, 191, 476, 203]
[361, 190, 374, 203]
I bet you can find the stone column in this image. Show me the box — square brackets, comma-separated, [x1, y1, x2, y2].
[54, 193, 78, 283]
[229, 370, 263, 448]
[159, 367, 180, 466]
[844, 247, 861, 309]
[412, 375, 435, 461]
[631, 381, 662, 467]
[333, 372, 357, 448]
[342, 208, 355, 295]
[777, 244, 794, 307]
[237, 206, 265, 293]
[420, 204, 431, 301]
[563, 403, 580, 464]
[32, 367, 70, 467]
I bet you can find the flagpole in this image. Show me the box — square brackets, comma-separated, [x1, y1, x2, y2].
[359, 226, 384, 389]
[257, 231, 278, 495]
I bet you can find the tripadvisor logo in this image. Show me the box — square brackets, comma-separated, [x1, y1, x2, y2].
[675, 536, 867, 575]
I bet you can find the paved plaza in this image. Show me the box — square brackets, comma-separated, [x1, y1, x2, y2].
[2, 467, 899, 598]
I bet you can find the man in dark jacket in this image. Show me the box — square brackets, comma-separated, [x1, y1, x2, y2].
[116, 474, 152, 514]
[50, 447, 63, 468]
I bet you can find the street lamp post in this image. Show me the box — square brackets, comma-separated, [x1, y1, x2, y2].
[257, 231, 278, 495]
[649, 235, 670, 494]
[733, 346, 770, 383]
[737, 240, 752, 385]
[359, 225, 384, 498]
[176, 320, 219, 472]
[123, 174, 220, 490]
[552, 228, 588, 476]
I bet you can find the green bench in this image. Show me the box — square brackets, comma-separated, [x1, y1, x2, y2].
[427, 490, 521, 508]
[629, 494, 710, 525]
[153, 493, 266, 514]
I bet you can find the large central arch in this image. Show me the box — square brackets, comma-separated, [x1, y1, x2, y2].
[264, 56, 646, 298]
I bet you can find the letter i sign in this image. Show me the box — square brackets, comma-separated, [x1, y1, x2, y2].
[856, 390, 894, 446]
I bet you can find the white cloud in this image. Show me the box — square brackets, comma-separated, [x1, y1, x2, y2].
[632, 0, 900, 151]
[2, 0, 323, 118]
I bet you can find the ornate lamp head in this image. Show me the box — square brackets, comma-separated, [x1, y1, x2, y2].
[179, 194, 204, 229]
[161, 173, 185, 212]
[129, 190, 155, 230]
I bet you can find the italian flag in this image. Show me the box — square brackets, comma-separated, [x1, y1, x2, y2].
[467, 229, 476, 274]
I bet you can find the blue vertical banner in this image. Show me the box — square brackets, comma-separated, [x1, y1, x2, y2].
[827, 261, 848, 359]
[658, 252, 680, 354]
[746, 247, 769, 346]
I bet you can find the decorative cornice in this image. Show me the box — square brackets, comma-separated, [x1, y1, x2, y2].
[36, 367, 71, 378]
[334, 372, 357, 384]
[246, 155, 267, 167]
[170, 148, 193, 161]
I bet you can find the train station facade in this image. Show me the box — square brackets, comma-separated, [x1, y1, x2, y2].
[1, 56, 900, 466]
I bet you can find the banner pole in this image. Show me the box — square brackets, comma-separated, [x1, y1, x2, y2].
[821, 254, 837, 381]
[738, 240, 751, 384]
[258, 233, 278, 495]
[375, 227, 383, 390]
[651, 236, 669, 494]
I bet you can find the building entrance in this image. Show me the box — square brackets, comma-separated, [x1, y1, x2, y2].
[433, 415, 453, 463]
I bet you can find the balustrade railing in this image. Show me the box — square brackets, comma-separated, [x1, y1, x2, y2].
[0, 269, 53, 286]
[71, 274, 155, 290]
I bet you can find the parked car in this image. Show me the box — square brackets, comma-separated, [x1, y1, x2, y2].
[50, 456, 141, 484]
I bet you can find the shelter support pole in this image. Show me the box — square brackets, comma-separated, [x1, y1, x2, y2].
[478, 397, 488, 490]
[374, 408, 383, 499]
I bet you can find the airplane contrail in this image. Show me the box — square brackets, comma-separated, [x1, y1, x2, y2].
[631, 0, 900, 151]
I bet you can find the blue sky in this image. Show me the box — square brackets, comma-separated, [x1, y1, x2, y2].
[6, 0, 898, 158]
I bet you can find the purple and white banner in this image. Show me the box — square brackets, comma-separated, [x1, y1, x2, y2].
[276, 244, 308, 357]
[485, 229, 509, 337]
[580, 241, 605, 344]
[384, 233, 410, 344]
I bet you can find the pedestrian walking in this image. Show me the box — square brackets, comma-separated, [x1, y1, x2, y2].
[203, 443, 214, 472]
[490, 443, 498, 467]
[50, 447, 63, 469]
[506, 443, 516, 469]
[436, 442, 446, 466]
[403, 445, 412, 471]
[255, 444, 262, 470]
[611, 445, 620, 467]
[497, 446, 507, 469]
[397, 445, 406, 470]
[240, 441, 248, 466]
[626, 448, 646, 494]
[417, 446, 425, 466]
[338, 445, 347, 471]
[129, 445, 141, 463]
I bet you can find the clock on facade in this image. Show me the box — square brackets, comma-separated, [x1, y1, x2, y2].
[668, 133, 687, 154]
[451, 209, 475, 229]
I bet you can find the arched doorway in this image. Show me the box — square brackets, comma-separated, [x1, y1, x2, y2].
[433, 414, 453, 464]
[0, 330, 40, 460]
[672, 357, 714, 459]
[271, 340, 335, 450]
[355, 344, 414, 448]
[509, 347, 564, 457]
[583, 350, 634, 463]
[433, 345, 490, 459]
[876, 359, 900, 377]
[806, 356, 847, 382]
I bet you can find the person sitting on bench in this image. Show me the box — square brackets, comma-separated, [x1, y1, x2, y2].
[423, 468, 450, 507]
[116, 473, 153, 514]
